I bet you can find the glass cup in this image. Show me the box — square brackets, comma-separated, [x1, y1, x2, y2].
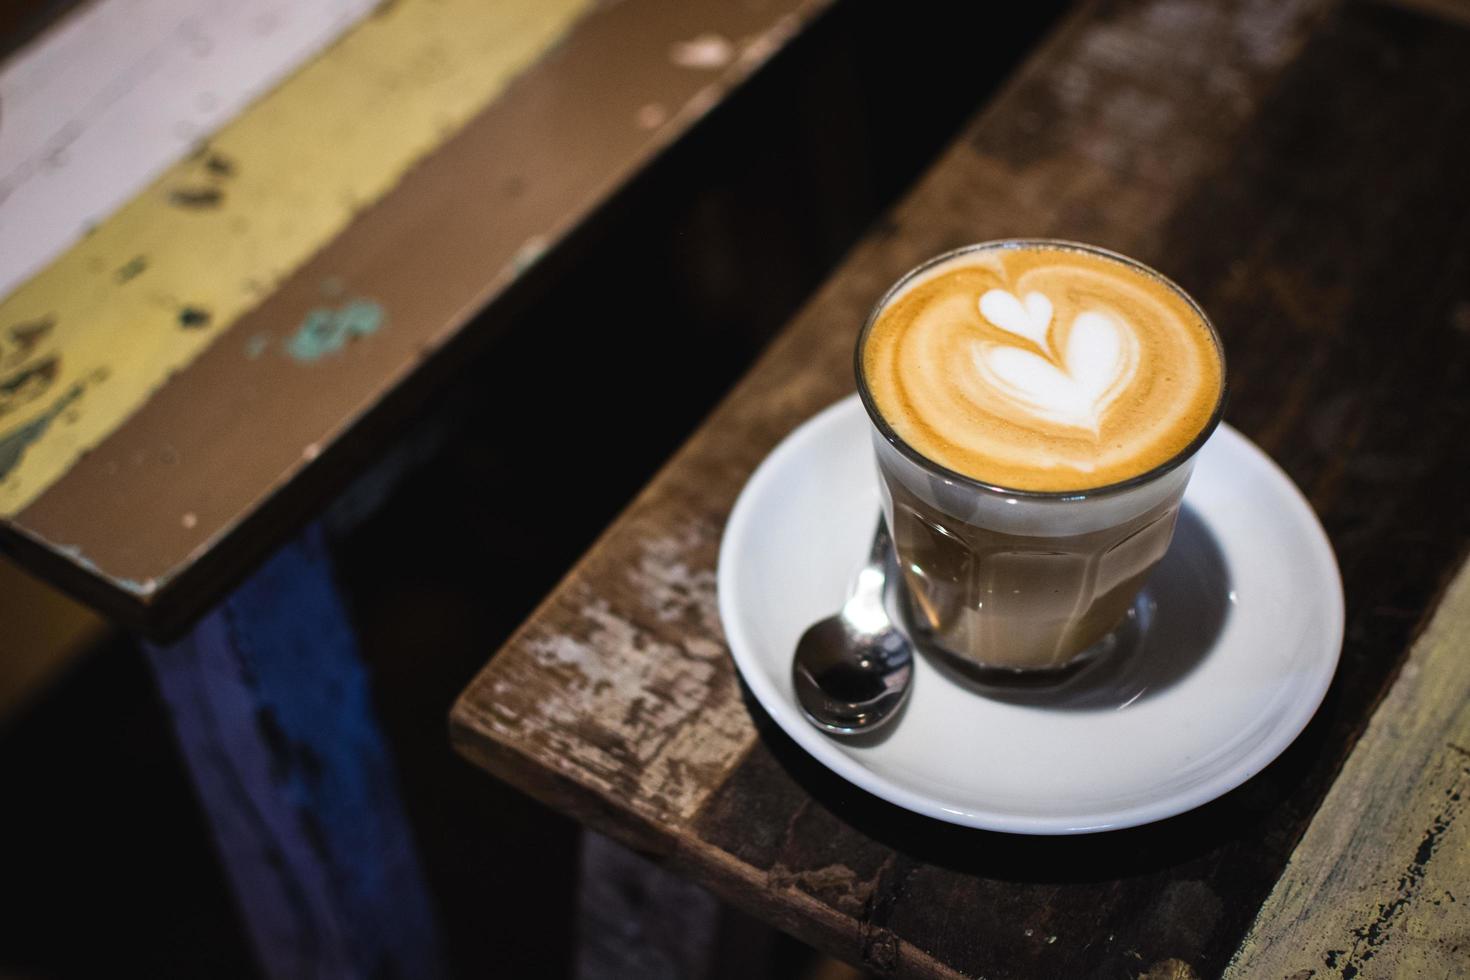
[855, 241, 1226, 674]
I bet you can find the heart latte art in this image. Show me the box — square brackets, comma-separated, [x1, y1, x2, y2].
[861, 243, 1223, 492]
[972, 288, 1139, 434]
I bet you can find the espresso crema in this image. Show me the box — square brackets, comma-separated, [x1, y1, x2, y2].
[861, 242, 1223, 492]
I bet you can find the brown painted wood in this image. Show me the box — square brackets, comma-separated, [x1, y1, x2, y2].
[452, 0, 1470, 977]
[0, 0, 832, 636]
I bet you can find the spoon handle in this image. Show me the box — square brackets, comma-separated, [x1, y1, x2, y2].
[845, 518, 891, 617]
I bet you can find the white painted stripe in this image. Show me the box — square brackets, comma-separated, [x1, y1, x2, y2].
[0, 0, 379, 301]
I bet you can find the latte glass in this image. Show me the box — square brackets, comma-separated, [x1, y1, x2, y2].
[856, 241, 1226, 673]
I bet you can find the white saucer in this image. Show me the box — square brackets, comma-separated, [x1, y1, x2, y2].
[717, 395, 1343, 835]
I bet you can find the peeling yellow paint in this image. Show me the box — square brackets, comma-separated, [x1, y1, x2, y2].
[0, 0, 593, 516]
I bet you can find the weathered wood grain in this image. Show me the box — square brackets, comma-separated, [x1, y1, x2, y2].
[466, 513, 751, 831]
[1225, 558, 1470, 979]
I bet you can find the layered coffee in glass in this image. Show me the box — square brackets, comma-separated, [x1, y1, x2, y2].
[857, 240, 1225, 672]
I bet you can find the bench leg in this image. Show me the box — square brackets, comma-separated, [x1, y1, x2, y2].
[576, 830, 777, 980]
[144, 524, 444, 980]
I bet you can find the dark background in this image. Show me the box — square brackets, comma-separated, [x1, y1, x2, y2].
[0, 2, 1068, 976]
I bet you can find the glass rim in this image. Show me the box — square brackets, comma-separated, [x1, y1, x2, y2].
[853, 238, 1228, 501]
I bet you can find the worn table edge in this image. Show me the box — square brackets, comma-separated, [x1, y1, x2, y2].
[448, 702, 969, 979]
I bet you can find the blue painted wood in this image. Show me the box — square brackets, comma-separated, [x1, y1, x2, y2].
[145, 524, 445, 980]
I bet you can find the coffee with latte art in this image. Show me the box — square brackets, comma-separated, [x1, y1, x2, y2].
[861, 241, 1222, 492]
[858, 241, 1225, 672]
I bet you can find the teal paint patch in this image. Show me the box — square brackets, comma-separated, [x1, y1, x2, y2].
[116, 576, 159, 596]
[244, 334, 270, 360]
[0, 383, 84, 483]
[510, 236, 549, 274]
[285, 300, 385, 364]
[54, 543, 158, 596]
[0, 356, 60, 416]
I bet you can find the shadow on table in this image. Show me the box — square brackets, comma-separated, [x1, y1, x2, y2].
[738, 677, 1333, 886]
[732, 505, 1330, 885]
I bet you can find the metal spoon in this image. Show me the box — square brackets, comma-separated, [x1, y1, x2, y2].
[792, 519, 913, 735]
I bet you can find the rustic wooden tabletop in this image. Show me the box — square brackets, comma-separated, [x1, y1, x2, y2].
[451, 0, 1470, 976]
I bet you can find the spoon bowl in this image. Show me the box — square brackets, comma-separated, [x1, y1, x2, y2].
[792, 521, 913, 735]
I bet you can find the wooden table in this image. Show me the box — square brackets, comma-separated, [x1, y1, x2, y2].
[0, 0, 829, 975]
[451, 0, 1470, 976]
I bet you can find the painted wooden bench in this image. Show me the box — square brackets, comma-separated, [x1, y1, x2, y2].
[0, 0, 831, 974]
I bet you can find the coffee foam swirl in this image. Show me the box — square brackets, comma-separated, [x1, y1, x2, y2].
[972, 289, 1139, 435]
[861, 243, 1223, 492]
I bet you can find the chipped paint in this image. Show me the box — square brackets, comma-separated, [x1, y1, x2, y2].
[510, 236, 551, 275]
[670, 33, 734, 69]
[0, 0, 387, 301]
[52, 541, 159, 596]
[115, 256, 148, 283]
[0, 357, 59, 420]
[0, 383, 84, 483]
[285, 299, 384, 363]
[1227, 560, 1470, 978]
[168, 186, 226, 209]
[1, 317, 54, 366]
[0, 0, 596, 517]
[1335, 769, 1466, 977]
[480, 516, 751, 822]
[123, 577, 159, 597]
[178, 306, 212, 328]
[636, 103, 669, 129]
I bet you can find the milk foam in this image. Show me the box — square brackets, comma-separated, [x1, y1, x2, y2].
[972, 289, 1139, 438]
[861, 242, 1223, 492]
